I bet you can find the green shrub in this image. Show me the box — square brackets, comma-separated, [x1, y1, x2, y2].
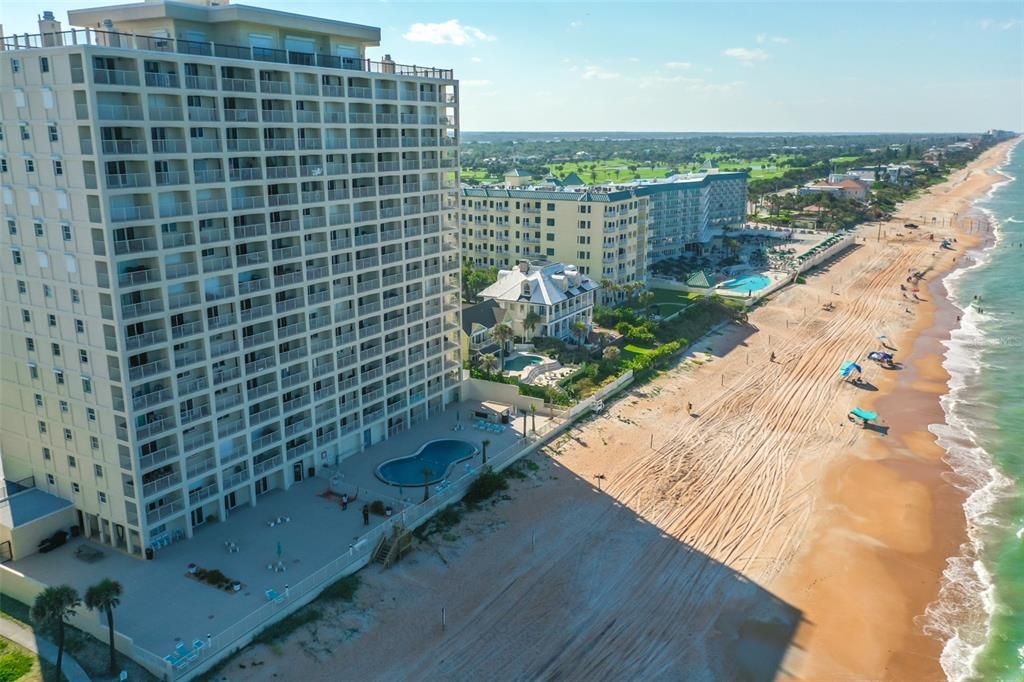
[0, 639, 34, 682]
[204, 569, 229, 586]
[252, 608, 322, 646]
[369, 500, 387, 516]
[318, 575, 360, 603]
[416, 504, 464, 539]
[463, 469, 508, 506]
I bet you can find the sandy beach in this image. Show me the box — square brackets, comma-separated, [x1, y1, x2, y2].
[224, 139, 1018, 682]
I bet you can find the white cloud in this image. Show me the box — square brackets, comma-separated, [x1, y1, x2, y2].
[460, 79, 492, 87]
[979, 18, 1020, 31]
[722, 47, 769, 64]
[569, 20, 582, 29]
[756, 33, 789, 44]
[664, 61, 692, 70]
[470, 56, 482, 63]
[403, 19, 495, 45]
[581, 65, 622, 81]
[627, 57, 640, 63]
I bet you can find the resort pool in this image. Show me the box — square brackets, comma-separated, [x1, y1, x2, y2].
[721, 274, 772, 293]
[505, 354, 543, 371]
[375, 439, 479, 486]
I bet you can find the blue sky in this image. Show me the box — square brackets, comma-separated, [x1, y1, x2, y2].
[2, 0, 1022, 132]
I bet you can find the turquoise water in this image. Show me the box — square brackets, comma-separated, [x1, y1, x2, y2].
[922, 141, 1024, 681]
[721, 273, 772, 292]
[505, 355, 542, 371]
[375, 439, 478, 486]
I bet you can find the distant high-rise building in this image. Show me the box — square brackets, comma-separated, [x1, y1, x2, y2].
[0, 0, 462, 557]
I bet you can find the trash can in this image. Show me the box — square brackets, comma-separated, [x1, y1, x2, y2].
[145, 548, 154, 560]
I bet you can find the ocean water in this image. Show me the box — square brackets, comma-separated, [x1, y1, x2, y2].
[921, 141, 1024, 681]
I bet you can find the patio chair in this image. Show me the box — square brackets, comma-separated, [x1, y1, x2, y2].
[175, 642, 191, 659]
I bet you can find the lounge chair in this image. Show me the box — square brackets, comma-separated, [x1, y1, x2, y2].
[192, 639, 205, 655]
[266, 589, 284, 604]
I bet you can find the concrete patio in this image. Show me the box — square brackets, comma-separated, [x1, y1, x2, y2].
[6, 401, 549, 659]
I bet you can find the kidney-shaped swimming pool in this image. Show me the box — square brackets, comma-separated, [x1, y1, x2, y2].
[375, 439, 479, 486]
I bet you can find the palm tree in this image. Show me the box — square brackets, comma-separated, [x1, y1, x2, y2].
[422, 467, 433, 502]
[32, 585, 81, 679]
[599, 278, 619, 304]
[85, 579, 123, 675]
[637, 290, 655, 317]
[529, 404, 537, 433]
[481, 439, 491, 465]
[479, 353, 499, 373]
[491, 323, 514, 368]
[571, 318, 588, 346]
[523, 310, 542, 340]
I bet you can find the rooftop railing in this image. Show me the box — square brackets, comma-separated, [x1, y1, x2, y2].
[1, 28, 455, 80]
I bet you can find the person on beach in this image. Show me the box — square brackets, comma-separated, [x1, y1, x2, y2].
[770, 352, 776, 363]
[362, 505, 370, 526]
[687, 402, 693, 415]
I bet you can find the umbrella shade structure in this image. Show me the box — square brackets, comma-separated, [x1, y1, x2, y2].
[849, 407, 878, 422]
[839, 361, 863, 378]
[686, 270, 713, 288]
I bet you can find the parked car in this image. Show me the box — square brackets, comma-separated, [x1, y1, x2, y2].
[37, 529, 69, 554]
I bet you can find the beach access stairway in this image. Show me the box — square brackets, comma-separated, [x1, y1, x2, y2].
[372, 525, 413, 568]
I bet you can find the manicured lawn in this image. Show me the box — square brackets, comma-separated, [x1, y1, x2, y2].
[650, 289, 700, 305]
[0, 637, 41, 682]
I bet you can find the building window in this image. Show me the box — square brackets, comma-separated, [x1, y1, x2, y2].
[38, 420, 46, 433]
[34, 393, 43, 407]
[546, 248, 555, 256]
[17, 280, 26, 294]
[11, 59, 21, 73]
[94, 464, 103, 477]
[51, 342, 61, 357]
[72, 482, 80, 493]
[546, 233, 555, 241]
[75, 320, 84, 333]
[71, 289, 80, 304]
[46, 474, 55, 485]
[79, 349, 88, 363]
[48, 314, 56, 327]
[48, 124, 58, 141]
[6, 219, 15, 235]
[90, 436, 99, 450]
[0, 159, 7, 173]
[82, 377, 92, 394]
[54, 369, 64, 384]
[19, 125, 29, 141]
[21, 309, 30, 322]
[86, 408, 96, 421]
[59, 400, 68, 412]
[33, 220, 43, 236]
[28, 364, 38, 379]
[61, 224, 72, 241]
[11, 249, 22, 265]
[63, 428, 72, 441]
[42, 447, 51, 460]
[53, 160, 63, 176]
[43, 284, 52, 297]
[25, 338, 34, 352]
[98, 492, 107, 504]
[25, 159, 35, 173]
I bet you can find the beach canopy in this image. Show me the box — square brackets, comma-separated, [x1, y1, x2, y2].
[839, 361, 862, 378]
[867, 351, 893, 361]
[849, 407, 878, 421]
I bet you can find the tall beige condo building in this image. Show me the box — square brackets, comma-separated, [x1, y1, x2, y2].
[0, 0, 462, 559]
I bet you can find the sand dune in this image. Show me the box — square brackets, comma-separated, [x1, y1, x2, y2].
[227, 140, 1016, 682]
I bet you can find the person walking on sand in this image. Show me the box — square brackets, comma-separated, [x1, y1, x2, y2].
[687, 402, 693, 416]
[770, 351, 776, 363]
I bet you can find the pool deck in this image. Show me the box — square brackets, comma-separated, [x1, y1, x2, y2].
[6, 401, 553, 659]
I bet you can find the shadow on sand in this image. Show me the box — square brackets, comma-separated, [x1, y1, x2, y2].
[395, 455, 807, 681]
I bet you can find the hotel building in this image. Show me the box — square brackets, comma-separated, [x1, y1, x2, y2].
[457, 171, 747, 293]
[0, 0, 462, 558]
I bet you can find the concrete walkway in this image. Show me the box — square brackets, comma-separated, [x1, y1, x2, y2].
[0, 615, 91, 682]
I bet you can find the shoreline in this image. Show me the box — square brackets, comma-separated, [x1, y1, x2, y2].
[773, 139, 1018, 681]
